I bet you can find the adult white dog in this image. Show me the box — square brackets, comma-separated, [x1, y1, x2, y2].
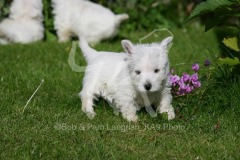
[52, 0, 129, 44]
[0, 0, 44, 44]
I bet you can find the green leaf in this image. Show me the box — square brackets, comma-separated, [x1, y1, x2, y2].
[222, 37, 240, 52]
[218, 57, 240, 66]
[186, 0, 238, 21]
[205, 15, 229, 31]
[204, 6, 240, 31]
[0, 0, 4, 8]
[221, 22, 240, 29]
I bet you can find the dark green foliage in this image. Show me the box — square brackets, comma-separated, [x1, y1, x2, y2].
[43, 0, 57, 41]
[187, 0, 240, 80]
[186, 0, 240, 32]
[0, 0, 11, 21]
[94, 0, 189, 31]
[186, 0, 239, 23]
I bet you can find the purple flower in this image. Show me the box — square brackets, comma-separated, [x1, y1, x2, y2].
[204, 60, 211, 67]
[170, 63, 202, 96]
[192, 81, 201, 88]
[192, 63, 199, 72]
[177, 79, 188, 95]
[185, 84, 192, 93]
[182, 73, 190, 82]
[170, 75, 180, 85]
[190, 73, 198, 82]
[178, 79, 186, 90]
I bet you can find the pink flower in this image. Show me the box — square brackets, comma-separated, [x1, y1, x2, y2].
[170, 62, 202, 96]
[178, 79, 186, 90]
[170, 75, 180, 86]
[192, 81, 201, 88]
[191, 73, 198, 82]
[185, 84, 193, 93]
[182, 73, 190, 82]
[192, 63, 199, 72]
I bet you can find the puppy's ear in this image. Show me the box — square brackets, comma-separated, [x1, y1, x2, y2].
[121, 40, 133, 55]
[160, 36, 173, 49]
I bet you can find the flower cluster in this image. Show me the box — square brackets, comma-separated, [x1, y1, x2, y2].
[170, 63, 201, 96]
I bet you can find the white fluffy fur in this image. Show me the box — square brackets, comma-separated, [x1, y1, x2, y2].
[0, 0, 44, 44]
[79, 37, 175, 122]
[52, 0, 129, 44]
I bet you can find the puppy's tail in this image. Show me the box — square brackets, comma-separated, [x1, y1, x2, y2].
[79, 37, 98, 62]
[115, 13, 129, 24]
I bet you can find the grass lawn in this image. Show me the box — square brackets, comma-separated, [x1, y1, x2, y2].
[0, 27, 239, 159]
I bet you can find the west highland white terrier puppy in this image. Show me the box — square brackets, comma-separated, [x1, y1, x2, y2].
[79, 37, 176, 122]
[0, 0, 44, 44]
[52, 0, 129, 44]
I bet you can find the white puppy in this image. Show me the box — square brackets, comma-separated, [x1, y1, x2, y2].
[0, 0, 44, 44]
[79, 37, 175, 122]
[52, 0, 129, 44]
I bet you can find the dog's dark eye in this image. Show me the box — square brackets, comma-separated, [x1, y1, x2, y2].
[135, 70, 141, 75]
[154, 69, 160, 73]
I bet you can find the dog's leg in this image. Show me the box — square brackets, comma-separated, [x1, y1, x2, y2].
[79, 62, 104, 119]
[79, 92, 96, 119]
[87, 36, 100, 46]
[57, 29, 72, 42]
[158, 89, 175, 120]
[120, 103, 138, 122]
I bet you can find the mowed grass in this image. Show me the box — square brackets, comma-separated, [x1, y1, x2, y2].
[0, 27, 239, 159]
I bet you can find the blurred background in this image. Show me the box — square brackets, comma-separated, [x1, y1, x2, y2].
[1, 0, 239, 68]
[0, 0, 204, 40]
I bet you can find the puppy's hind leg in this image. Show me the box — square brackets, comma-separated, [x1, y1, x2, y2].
[79, 91, 96, 119]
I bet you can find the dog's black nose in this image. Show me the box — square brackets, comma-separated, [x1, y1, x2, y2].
[144, 83, 152, 91]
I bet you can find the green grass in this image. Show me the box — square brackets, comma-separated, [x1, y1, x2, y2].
[0, 27, 239, 159]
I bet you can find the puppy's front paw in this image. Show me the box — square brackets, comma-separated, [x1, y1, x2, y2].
[124, 114, 138, 122]
[86, 111, 96, 120]
[145, 106, 157, 118]
[160, 109, 175, 120]
[167, 110, 175, 120]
